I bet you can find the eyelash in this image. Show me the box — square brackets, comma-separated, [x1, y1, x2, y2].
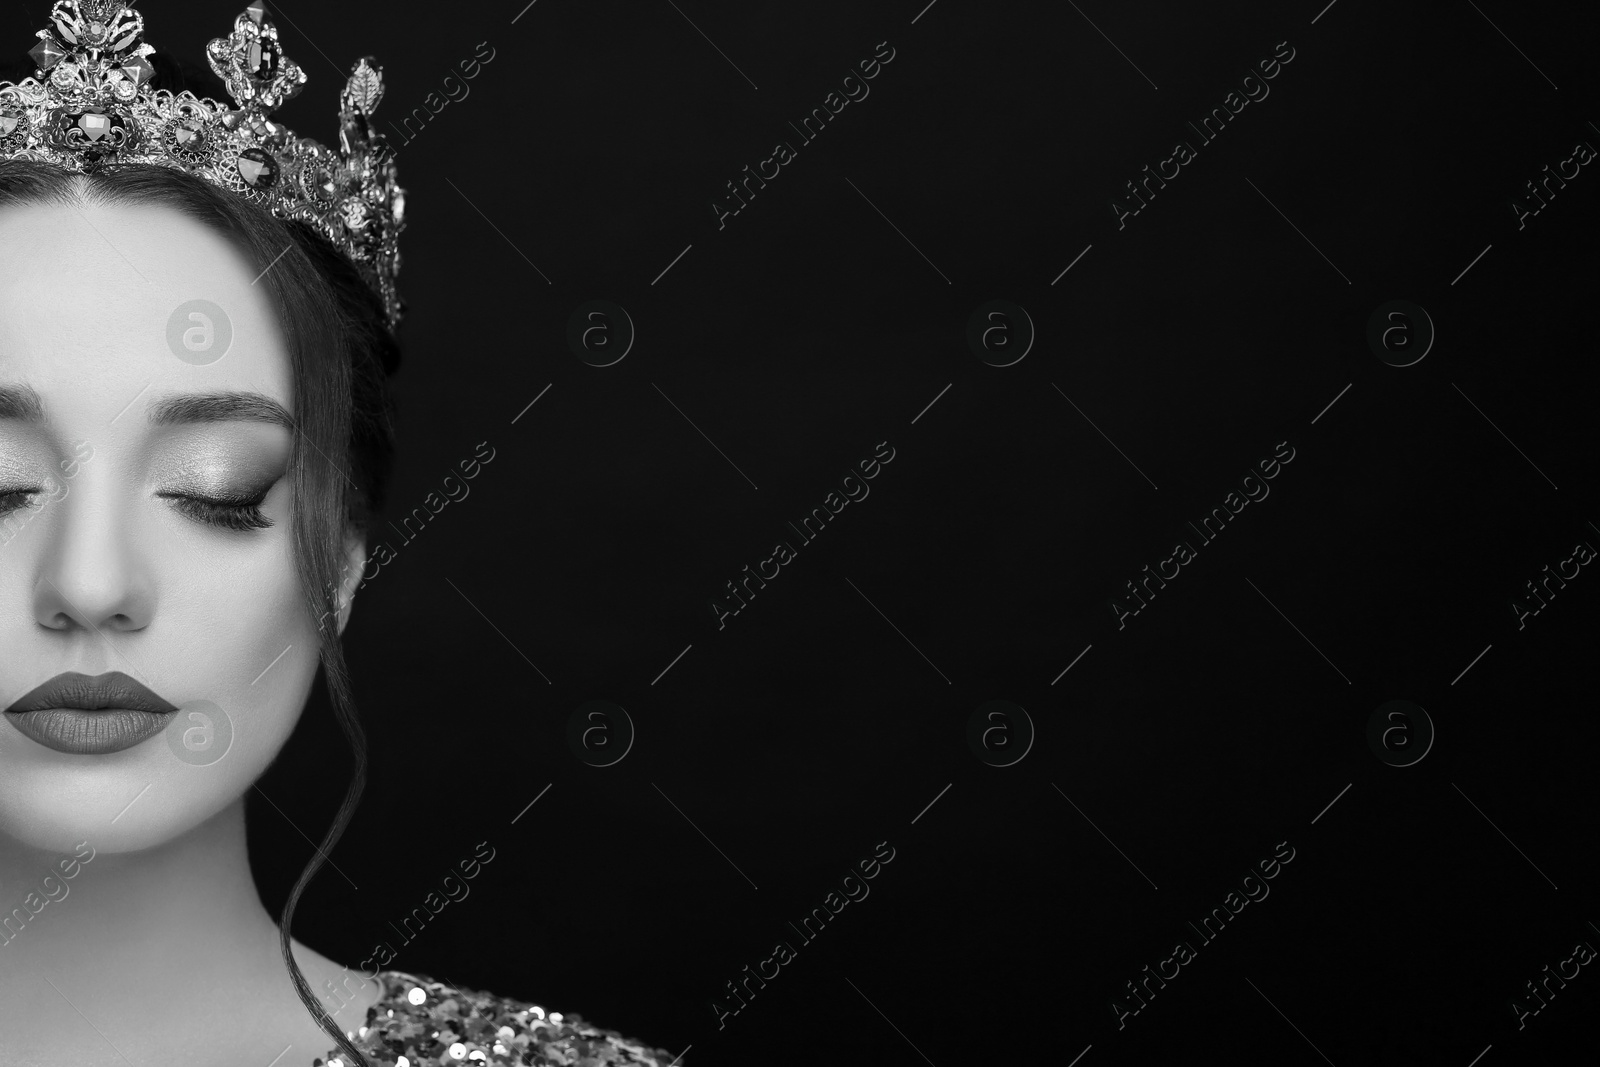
[0, 488, 273, 531]
[158, 491, 275, 532]
[0, 488, 42, 518]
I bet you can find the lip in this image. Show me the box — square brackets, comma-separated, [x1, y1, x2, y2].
[6, 672, 179, 755]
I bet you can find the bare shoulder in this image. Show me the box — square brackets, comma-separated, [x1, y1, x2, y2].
[313, 970, 681, 1067]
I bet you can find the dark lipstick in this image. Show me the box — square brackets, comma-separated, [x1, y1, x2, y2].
[6, 671, 180, 754]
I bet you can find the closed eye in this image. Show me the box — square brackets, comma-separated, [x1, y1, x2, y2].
[158, 490, 274, 531]
[0, 486, 45, 517]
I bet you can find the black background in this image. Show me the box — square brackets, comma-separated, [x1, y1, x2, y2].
[7, 0, 1598, 1063]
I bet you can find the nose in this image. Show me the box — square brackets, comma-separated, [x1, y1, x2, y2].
[31, 476, 156, 634]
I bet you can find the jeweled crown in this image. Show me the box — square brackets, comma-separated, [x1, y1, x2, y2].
[0, 0, 406, 330]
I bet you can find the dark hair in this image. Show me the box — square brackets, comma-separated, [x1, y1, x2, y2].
[0, 53, 400, 1067]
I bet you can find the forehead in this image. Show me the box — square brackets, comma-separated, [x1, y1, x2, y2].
[0, 198, 291, 425]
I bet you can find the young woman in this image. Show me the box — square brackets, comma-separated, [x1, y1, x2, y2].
[0, 3, 674, 1064]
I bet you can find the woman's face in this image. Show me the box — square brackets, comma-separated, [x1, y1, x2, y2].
[0, 198, 341, 855]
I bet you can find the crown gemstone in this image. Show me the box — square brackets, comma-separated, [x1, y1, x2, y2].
[77, 112, 113, 140]
[302, 164, 335, 199]
[120, 55, 153, 85]
[247, 38, 280, 80]
[28, 39, 67, 70]
[0, 112, 20, 137]
[172, 122, 202, 146]
[245, 1, 269, 25]
[236, 147, 277, 188]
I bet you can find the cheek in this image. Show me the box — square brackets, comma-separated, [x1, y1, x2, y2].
[172, 533, 316, 701]
[144, 532, 324, 828]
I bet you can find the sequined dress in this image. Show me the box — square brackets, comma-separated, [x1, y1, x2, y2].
[315, 970, 679, 1067]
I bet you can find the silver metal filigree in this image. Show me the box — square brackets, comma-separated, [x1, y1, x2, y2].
[1, 0, 406, 330]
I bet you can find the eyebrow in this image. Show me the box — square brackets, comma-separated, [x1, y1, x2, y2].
[0, 384, 43, 421]
[0, 384, 293, 430]
[147, 391, 295, 429]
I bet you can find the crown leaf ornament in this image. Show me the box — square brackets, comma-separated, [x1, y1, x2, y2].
[1, 0, 406, 330]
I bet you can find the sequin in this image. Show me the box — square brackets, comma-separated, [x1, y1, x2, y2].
[313, 970, 679, 1067]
